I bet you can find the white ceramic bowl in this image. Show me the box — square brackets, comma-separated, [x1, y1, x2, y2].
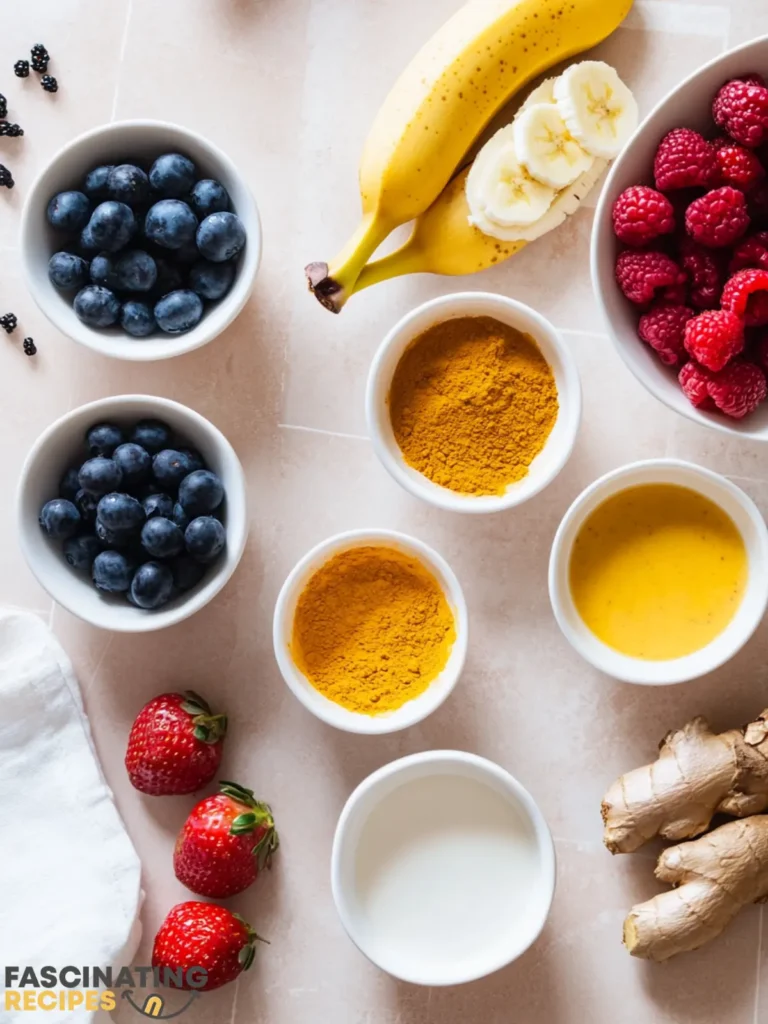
[18, 395, 248, 632]
[20, 120, 262, 361]
[365, 292, 581, 513]
[549, 459, 768, 684]
[331, 750, 556, 985]
[273, 529, 468, 734]
[592, 35, 768, 440]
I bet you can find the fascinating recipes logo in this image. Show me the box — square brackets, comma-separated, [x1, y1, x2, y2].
[4, 965, 206, 1018]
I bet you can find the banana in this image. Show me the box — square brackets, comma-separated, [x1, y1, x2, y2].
[553, 60, 639, 159]
[305, 0, 635, 312]
[519, 78, 557, 114]
[467, 127, 556, 229]
[513, 104, 593, 189]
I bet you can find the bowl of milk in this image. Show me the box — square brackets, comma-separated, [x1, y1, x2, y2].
[331, 750, 556, 985]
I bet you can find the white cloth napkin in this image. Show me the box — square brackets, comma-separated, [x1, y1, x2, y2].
[0, 611, 142, 1023]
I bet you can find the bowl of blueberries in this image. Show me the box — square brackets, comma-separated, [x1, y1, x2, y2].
[18, 394, 248, 631]
[20, 120, 261, 360]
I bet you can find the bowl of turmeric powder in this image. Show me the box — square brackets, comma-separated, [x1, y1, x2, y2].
[366, 292, 581, 513]
[272, 529, 468, 734]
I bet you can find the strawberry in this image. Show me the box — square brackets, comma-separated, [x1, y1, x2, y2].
[125, 691, 227, 796]
[174, 781, 279, 898]
[152, 901, 265, 991]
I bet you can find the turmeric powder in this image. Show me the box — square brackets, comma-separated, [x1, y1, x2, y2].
[388, 315, 559, 496]
[290, 545, 456, 715]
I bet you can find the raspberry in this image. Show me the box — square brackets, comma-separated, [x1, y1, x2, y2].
[615, 250, 686, 306]
[728, 232, 768, 273]
[714, 141, 765, 191]
[638, 303, 694, 366]
[685, 187, 750, 248]
[721, 268, 768, 326]
[707, 360, 767, 418]
[679, 237, 724, 309]
[713, 78, 768, 148]
[684, 309, 745, 370]
[612, 185, 675, 246]
[741, 73, 767, 88]
[653, 128, 717, 190]
[679, 361, 714, 408]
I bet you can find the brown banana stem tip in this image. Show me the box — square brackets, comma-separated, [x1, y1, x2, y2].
[305, 262, 344, 314]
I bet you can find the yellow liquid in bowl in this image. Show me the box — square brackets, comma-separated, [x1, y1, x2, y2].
[569, 484, 748, 660]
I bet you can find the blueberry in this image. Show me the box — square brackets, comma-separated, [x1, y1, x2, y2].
[196, 212, 246, 263]
[154, 290, 203, 334]
[130, 561, 174, 609]
[189, 259, 235, 301]
[130, 419, 171, 454]
[141, 516, 184, 558]
[112, 442, 151, 486]
[171, 502, 189, 530]
[78, 456, 123, 496]
[83, 165, 114, 201]
[185, 516, 226, 563]
[170, 553, 206, 591]
[153, 449, 192, 490]
[97, 492, 145, 533]
[148, 154, 196, 198]
[59, 466, 81, 501]
[115, 250, 157, 292]
[74, 285, 121, 328]
[89, 252, 120, 289]
[179, 447, 205, 473]
[39, 498, 80, 539]
[87, 422, 124, 456]
[107, 164, 149, 207]
[47, 191, 91, 232]
[121, 300, 156, 337]
[86, 201, 136, 253]
[79, 225, 100, 253]
[178, 470, 224, 516]
[142, 492, 174, 519]
[153, 258, 185, 297]
[48, 252, 89, 290]
[63, 534, 101, 572]
[189, 179, 229, 218]
[95, 518, 132, 547]
[93, 550, 135, 593]
[144, 200, 198, 250]
[75, 488, 99, 522]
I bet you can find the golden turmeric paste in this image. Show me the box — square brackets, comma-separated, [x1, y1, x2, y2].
[389, 315, 559, 496]
[290, 545, 456, 715]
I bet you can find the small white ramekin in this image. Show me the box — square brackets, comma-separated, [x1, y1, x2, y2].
[21, 119, 262, 361]
[365, 291, 581, 513]
[549, 459, 768, 684]
[272, 529, 468, 734]
[18, 395, 248, 632]
[331, 750, 556, 985]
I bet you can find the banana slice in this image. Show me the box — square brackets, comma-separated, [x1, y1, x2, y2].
[467, 126, 556, 229]
[553, 61, 638, 159]
[467, 158, 608, 243]
[519, 77, 557, 114]
[514, 103, 593, 189]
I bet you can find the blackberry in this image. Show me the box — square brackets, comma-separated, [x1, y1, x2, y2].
[14, 60, 29, 79]
[31, 55, 49, 74]
[0, 122, 24, 138]
[22, 337, 36, 356]
[0, 94, 6, 119]
[0, 313, 17, 333]
[41, 75, 58, 93]
[0, 165, 13, 189]
[31, 44, 49, 60]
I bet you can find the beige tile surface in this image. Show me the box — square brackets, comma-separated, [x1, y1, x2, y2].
[3, 1, 768, 1022]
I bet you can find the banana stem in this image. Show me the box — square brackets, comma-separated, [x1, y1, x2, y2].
[306, 213, 394, 313]
[353, 235, 427, 294]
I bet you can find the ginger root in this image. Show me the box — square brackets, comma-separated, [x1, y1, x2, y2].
[602, 711, 768, 854]
[624, 815, 768, 961]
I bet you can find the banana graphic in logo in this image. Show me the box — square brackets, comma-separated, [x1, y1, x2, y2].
[121, 989, 200, 1019]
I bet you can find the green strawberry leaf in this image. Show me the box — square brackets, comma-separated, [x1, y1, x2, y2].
[230, 812, 258, 835]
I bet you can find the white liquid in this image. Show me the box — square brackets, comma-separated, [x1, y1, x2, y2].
[353, 773, 540, 982]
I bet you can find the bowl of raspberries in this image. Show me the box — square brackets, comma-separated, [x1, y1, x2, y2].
[20, 120, 261, 361]
[18, 395, 248, 631]
[593, 39, 768, 436]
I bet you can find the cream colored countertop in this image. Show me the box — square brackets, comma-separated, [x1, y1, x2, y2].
[2, 1, 768, 1021]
